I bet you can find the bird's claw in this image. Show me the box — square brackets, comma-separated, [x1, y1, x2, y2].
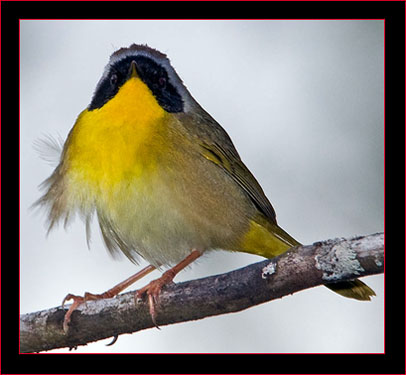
[136, 287, 160, 328]
[61, 293, 86, 333]
[136, 274, 175, 328]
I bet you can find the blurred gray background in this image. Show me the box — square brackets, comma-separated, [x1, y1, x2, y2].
[20, 20, 384, 353]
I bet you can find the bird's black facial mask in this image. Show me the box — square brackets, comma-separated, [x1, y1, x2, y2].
[89, 55, 184, 113]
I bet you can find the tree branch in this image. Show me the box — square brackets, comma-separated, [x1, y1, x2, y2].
[20, 232, 384, 353]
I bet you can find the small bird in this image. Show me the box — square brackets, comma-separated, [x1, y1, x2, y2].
[36, 44, 375, 331]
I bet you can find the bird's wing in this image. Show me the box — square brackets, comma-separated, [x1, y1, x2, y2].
[193, 112, 277, 224]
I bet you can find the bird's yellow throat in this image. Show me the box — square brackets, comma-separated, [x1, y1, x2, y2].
[66, 77, 169, 194]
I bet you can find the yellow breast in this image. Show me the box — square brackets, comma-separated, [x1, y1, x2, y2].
[65, 77, 170, 200]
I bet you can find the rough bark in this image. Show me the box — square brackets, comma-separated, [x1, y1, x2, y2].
[20, 232, 384, 353]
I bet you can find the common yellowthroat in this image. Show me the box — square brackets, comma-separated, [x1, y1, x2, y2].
[36, 44, 375, 330]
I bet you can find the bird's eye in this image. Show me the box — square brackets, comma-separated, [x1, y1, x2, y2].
[158, 76, 167, 88]
[110, 74, 118, 87]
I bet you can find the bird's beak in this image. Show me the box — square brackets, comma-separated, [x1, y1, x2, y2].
[129, 60, 138, 79]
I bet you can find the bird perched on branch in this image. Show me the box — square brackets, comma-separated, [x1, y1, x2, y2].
[36, 44, 375, 332]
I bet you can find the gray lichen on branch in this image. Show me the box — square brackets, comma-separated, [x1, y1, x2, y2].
[20, 232, 384, 353]
[314, 234, 382, 281]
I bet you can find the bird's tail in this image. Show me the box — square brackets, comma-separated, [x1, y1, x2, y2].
[239, 219, 375, 301]
[273, 224, 376, 301]
[325, 279, 375, 301]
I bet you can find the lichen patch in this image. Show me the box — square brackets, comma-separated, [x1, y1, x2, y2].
[262, 262, 277, 279]
[315, 241, 365, 281]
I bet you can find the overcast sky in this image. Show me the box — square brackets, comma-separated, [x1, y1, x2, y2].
[20, 20, 384, 353]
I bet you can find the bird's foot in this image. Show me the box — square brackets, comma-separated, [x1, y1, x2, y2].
[135, 269, 177, 328]
[61, 291, 113, 333]
[60, 265, 156, 333]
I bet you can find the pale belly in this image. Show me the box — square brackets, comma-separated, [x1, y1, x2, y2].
[66, 154, 251, 268]
[98, 174, 211, 267]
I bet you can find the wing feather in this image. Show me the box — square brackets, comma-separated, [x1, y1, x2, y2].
[192, 111, 277, 224]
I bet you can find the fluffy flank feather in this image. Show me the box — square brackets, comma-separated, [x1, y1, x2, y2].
[33, 133, 64, 166]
